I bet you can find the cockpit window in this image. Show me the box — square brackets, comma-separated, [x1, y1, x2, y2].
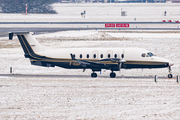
[142, 52, 155, 57]
[141, 53, 146, 57]
[147, 52, 155, 57]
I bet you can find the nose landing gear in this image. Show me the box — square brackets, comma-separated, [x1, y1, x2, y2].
[168, 66, 173, 78]
[168, 74, 173, 78]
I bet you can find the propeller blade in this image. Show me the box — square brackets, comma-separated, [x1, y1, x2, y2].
[119, 52, 125, 71]
[119, 62, 122, 71]
[169, 66, 172, 73]
[121, 54, 124, 59]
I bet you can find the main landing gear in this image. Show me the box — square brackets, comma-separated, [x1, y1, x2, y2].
[168, 66, 173, 79]
[91, 71, 116, 78]
[110, 72, 116, 78]
[91, 72, 97, 78]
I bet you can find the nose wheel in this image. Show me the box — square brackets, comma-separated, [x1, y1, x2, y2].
[168, 74, 173, 79]
[168, 66, 173, 78]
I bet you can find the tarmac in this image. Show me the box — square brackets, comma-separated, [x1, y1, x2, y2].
[1, 27, 180, 37]
[0, 74, 177, 79]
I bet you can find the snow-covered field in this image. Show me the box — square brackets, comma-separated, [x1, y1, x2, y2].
[1, 3, 180, 119]
[0, 77, 180, 119]
[0, 30, 180, 119]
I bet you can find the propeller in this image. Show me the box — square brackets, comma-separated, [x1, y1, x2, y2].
[119, 54, 123, 71]
[118, 50, 126, 71]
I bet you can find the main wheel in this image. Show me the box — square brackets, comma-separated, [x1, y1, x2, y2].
[91, 73, 97, 78]
[168, 74, 173, 78]
[110, 72, 116, 78]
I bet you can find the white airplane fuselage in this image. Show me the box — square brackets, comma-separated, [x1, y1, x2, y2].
[41, 47, 171, 69]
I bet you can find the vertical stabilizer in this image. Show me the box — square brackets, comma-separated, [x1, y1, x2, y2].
[9, 32, 44, 55]
[23, 33, 44, 53]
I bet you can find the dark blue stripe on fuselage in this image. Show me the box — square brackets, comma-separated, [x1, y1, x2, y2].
[20, 35, 34, 54]
[17, 35, 30, 55]
[52, 62, 168, 70]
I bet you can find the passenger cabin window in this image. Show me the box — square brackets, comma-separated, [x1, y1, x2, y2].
[80, 54, 82, 58]
[108, 54, 111, 58]
[87, 54, 89, 58]
[100, 54, 103, 58]
[114, 54, 117, 58]
[93, 54, 96, 58]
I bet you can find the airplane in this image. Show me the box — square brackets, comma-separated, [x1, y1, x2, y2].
[9, 32, 174, 78]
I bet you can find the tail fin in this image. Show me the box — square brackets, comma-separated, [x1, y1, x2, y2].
[9, 32, 44, 58]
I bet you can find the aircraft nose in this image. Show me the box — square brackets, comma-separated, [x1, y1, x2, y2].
[169, 61, 174, 66]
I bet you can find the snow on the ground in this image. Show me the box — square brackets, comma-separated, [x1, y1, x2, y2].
[1, 2, 180, 118]
[0, 77, 180, 119]
[0, 30, 180, 119]
[108, 32, 180, 38]
[36, 30, 98, 38]
[36, 30, 180, 38]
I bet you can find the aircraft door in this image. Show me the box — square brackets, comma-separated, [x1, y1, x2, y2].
[107, 50, 113, 58]
[92, 50, 99, 59]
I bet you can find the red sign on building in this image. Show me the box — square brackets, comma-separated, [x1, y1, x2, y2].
[105, 23, 115, 27]
[116, 23, 129, 27]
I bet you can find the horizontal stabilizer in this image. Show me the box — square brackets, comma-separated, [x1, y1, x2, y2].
[9, 32, 31, 40]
